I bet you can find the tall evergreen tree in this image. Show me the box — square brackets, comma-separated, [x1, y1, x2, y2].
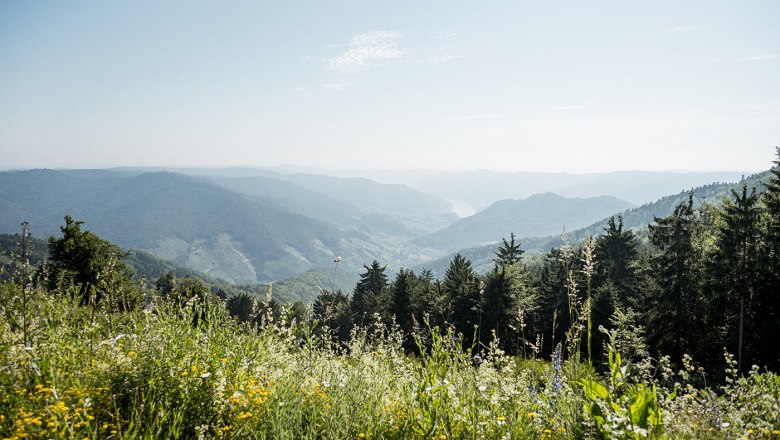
[482, 261, 536, 354]
[410, 269, 440, 328]
[389, 268, 417, 335]
[443, 254, 480, 344]
[594, 216, 639, 305]
[495, 233, 524, 267]
[756, 146, 780, 370]
[714, 184, 761, 374]
[647, 195, 705, 364]
[534, 247, 573, 357]
[351, 260, 388, 327]
[592, 216, 640, 363]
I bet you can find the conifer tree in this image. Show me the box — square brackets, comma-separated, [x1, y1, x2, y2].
[443, 254, 480, 344]
[594, 216, 639, 305]
[48, 216, 133, 305]
[351, 260, 388, 326]
[495, 233, 524, 267]
[647, 195, 705, 363]
[714, 184, 761, 374]
[313, 288, 351, 341]
[756, 146, 780, 370]
[389, 268, 418, 343]
[592, 216, 640, 363]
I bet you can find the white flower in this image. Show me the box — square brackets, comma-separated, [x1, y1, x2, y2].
[200, 372, 211, 378]
[478, 385, 487, 392]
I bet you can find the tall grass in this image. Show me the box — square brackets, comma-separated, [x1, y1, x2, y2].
[1, 282, 778, 439]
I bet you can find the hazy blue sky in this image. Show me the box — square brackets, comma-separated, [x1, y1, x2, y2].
[1, 1, 778, 172]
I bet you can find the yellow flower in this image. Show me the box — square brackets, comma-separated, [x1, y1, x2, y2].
[358, 433, 366, 438]
[527, 412, 538, 419]
[238, 411, 253, 420]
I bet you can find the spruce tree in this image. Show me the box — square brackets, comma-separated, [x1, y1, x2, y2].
[647, 195, 705, 364]
[594, 216, 639, 306]
[714, 184, 761, 374]
[495, 233, 524, 267]
[389, 268, 417, 335]
[443, 254, 480, 344]
[756, 146, 780, 370]
[351, 260, 388, 327]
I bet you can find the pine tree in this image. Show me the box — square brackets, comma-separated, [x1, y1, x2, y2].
[389, 269, 417, 334]
[495, 233, 524, 267]
[594, 216, 639, 306]
[646, 195, 705, 364]
[313, 288, 352, 341]
[227, 291, 255, 322]
[534, 247, 573, 357]
[756, 146, 780, 370]
[714, 184, 761, 374]
[351, 260, 388, 327]
[443, 254, 480, 344]
[593, 216, 640, 364]
[47, 216, 133, 305]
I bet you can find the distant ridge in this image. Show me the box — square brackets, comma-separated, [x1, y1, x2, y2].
[414, 193, 634, 252]
[415, 170, 772, 277]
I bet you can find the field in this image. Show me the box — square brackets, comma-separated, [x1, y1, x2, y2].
[1, 283, 778, 439]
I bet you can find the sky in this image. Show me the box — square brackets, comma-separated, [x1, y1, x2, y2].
[1, 1, 779, 173]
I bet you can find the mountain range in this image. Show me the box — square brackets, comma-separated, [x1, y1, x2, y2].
[0, 165, 756, 300]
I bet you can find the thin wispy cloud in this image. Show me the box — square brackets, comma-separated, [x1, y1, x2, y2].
[324, 31, 405, 74]
[740, 54, 777, 61]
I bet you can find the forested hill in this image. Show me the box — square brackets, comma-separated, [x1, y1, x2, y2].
[0, 170, 401, 283]
[417, 169, 773, 276]
[414, 193, 634, 252]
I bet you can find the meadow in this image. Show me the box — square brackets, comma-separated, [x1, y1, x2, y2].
[1, 281, 778, 439]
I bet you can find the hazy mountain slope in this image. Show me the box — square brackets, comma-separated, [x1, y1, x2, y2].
[255, 171, 458, 232]
[0, 170, 397, 283]
[414, 193, 634, 252]
[411, 170, 747, 211]
[416, 171, 772, 277]
[209, 175, 421, 238]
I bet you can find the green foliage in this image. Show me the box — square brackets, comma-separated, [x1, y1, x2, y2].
[443, 254, 480, 345]
[577, 347, 666, 438]
[47, 216, 135, 306]
[3, 283, 778, 439]
[646, 195, 705, 363]
[351, 261, 389, 327]
[494, 233, 524, 267]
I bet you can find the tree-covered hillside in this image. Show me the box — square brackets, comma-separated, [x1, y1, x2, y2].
[414, 193, 634, 252]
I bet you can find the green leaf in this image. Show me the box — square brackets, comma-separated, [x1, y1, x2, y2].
[578, 378, 611, 401]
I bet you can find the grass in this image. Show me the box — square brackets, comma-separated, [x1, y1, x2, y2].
[1, 282, 778, 439]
